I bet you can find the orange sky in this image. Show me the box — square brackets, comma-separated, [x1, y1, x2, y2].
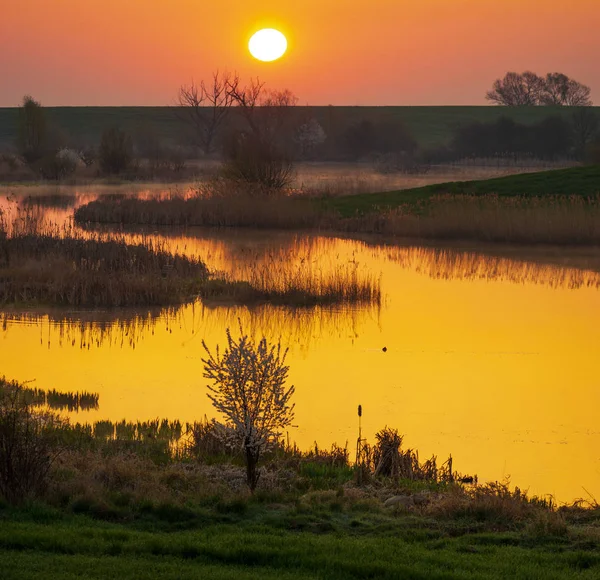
[0, 0, 598, 106]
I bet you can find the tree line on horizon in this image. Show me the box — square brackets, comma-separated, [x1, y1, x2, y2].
[1, 69, 599, 185]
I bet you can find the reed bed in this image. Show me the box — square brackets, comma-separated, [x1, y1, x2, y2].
[342, 194, 600, 245]
[0, 231, 210, 308]
[0, 231, 381, 310]
[74, 179, 322, 230]
[203, 260, 381, 307]
[71, 176, 600, 246]
[83, 418, 183, 443]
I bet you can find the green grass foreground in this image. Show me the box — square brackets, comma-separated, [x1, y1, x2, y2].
[326, 165, 600, 217]
[0, 505, 598, 580]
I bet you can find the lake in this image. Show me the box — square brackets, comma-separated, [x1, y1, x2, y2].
[1, 189, 599, 502]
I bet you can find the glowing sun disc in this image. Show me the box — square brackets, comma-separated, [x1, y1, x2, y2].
[249, 29, 287, 62]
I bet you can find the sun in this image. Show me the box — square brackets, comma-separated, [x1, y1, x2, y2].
[249, 29, 287, 62]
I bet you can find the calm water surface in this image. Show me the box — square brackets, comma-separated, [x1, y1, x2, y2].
[1, 190, 600, 502]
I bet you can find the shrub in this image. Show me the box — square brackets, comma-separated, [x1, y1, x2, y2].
[295, 118, 327, 159]
[202, 324, 296, 490]
[37, 148, 79, 180]
[0, 379, 66, 503]
[222, 131, 294, 189]
[16, 95, 47, 164]
[99, 127, 133, 175]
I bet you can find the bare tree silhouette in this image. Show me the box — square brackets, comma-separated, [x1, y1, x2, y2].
[486, 72, 592, 106]
[178, 71, 238, 155]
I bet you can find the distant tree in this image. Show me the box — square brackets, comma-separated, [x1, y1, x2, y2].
[531, 116, 572, 160]
[540, 73, 592, 106]
[294, 118, 327, 159]
[571, 107, 599, 159]
[202, 326, 295, 491]
[98, 127, 133, 174]
[178, 71, 238, 155]
[227, 78, 299, 143]
[38, 148, 79, 180]
[16, 95, 48, 163]
[486, 72, 592, 106]
[451, 115, 571, 161]
[486, 72, 545, 106]
[223, 78, 299, 188]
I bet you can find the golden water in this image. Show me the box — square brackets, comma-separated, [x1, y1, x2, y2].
[1, 191, 600, 502]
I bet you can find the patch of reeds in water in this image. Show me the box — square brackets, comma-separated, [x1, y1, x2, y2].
[344, 194, 600, 245]
[203, 259, 381, 307]
[0, 224, 210, 307]
[84, 418, 183, 443]
[74, 179, 322, 230]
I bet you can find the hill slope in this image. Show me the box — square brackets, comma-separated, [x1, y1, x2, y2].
[326, 165, 600, 216]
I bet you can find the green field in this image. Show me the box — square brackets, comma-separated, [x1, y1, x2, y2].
[0, 106, 593, 150]
[326, 165, 600, 217]
[1, 506, 598, 580]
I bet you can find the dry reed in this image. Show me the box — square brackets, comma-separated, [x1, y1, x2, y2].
[203, 260, 381, 307]
[0, 230, 210, 308]
[342, 194, 600, 245]
[74, 179, 322, 230]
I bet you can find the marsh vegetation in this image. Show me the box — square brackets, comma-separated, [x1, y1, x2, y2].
[0, 211, 381, 309]
[1, 375, 599, 580]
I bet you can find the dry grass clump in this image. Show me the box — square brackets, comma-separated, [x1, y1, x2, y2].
[356, 427, 455, 486]
[183, 417, 235, 461]
[49, 451, 214, 511]
[0, 381, 67, 503]
[344, 194, 600, 244]
[74, 178, 322, 230]
[204, 260, 381, 307]
[425, 481, 561, 530]
[0, 229, 210, 308]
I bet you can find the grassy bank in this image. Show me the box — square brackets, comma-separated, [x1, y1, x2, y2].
[0, 378, 599, 579]
[326, 165, 600, 217]
[326, 166, 600, 244]
[335, 194, 600, 244]
[72, 166, 600, 245]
